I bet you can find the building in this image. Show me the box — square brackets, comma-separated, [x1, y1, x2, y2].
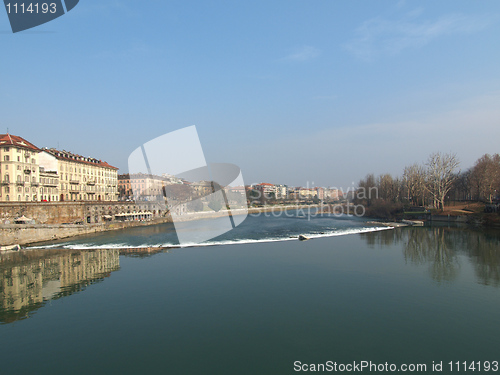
[39, 148, 118, 202]
[191, 180, 214, 196]
[39, 167, 60, 202]
[275, 184, 288, 200]
[253, 183, 277, 198]
[316, 187, 325, 201]
[0, 134, 41, 202]
[119, 173, 168, 201]
[118, 173, 132, 199]
[298, 188, 317, 199]
[324, 188, 341, 201]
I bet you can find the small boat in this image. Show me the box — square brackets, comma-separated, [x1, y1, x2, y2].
[0, 244, 21, 252]
[298, 235, 310, 241]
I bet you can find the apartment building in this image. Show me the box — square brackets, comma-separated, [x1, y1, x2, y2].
[39, 148, 118, 202]
[0, 134, 40, 202]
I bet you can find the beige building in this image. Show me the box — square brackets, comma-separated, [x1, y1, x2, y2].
[39, 148, 119, 202]
[0, 134, 41, 202]
[39, 167, 60, 202]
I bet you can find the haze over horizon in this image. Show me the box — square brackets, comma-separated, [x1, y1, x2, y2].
[1, 0, 499, 188]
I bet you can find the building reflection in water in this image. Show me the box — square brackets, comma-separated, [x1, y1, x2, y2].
[0, 249, 120, 324]
[360, 226, 500, 286]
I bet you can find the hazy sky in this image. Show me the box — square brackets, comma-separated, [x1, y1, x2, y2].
[2, 0, 500, 188]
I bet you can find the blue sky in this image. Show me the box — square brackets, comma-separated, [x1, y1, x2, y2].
[1, 0, 500, 188]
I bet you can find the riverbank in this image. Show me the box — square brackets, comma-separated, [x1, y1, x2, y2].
[1, 204, 319, 248]
[0, 217, 173, 247]
[358, 201, 500, 227]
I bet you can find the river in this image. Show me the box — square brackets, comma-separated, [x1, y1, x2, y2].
[1, 213, 499, 374]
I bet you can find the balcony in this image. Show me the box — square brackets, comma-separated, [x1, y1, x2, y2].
[31, 182, 39, 186]
[16, 181, 25, 186]
[87, 180, 96, 186]
[24, 169, 32, 174]
[69, 180, 80, 185]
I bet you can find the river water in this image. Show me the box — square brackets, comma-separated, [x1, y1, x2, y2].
[1, 213, 500, 374]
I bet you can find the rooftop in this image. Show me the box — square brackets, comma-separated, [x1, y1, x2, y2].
[0, 134, 40, 151]
[42, 148, 118, 170]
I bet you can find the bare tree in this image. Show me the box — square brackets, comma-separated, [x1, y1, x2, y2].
[449, 169, 473, 201]
[470, 154, 500, 203]
[402, 163, 427, 206]
[425, 152, 460, 210]
[356, 174, 377, 206]
[377, 174, 396, 201]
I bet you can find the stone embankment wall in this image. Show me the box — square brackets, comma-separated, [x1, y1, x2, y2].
[0, 201, 166, 224]
[1, 217, 172, 246]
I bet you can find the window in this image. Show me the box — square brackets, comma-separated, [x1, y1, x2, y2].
[3, 155, 9, 161]
[17, 156, 20, 162]
[31, 158, 35, 164]
[4, 186, 9, 193]
[5, 147, 9, 152]
[3, 173, 9, 182]
[17, 165, 21, 170]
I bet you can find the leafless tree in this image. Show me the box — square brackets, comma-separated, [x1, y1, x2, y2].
[470, 154, 500, 203]
[425, 152, 460, 210]
[449, 169, 473, 201]
[377, 174, 396, 201]
[356, 174, 377, 206]
[402, 163, 427, 206]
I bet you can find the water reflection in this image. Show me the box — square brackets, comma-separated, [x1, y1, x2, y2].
[0, 249, 120, 324]
[360, 226, 500, 285]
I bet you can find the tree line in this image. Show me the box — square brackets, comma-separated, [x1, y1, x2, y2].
[355, 152, 500, 212]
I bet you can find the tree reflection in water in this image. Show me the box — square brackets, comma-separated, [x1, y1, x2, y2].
[360, 226, 500, 286]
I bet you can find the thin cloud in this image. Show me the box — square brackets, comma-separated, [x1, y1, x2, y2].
[283, 46, 321, 62]
[345, 12, 496, 60]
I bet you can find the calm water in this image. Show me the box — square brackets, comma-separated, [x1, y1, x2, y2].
[1, 214, 500, 374]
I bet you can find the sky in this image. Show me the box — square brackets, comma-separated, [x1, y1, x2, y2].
[1, 0, 500, 188]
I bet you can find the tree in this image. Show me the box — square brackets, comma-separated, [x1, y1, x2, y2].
[356, 174, 377, 206]
[377, 173, 400, 202]
[449, 170, 472, 201]
[425, 152, 460, 210]
[402, 163, 426, 206]
[470, 154, 500, 203]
